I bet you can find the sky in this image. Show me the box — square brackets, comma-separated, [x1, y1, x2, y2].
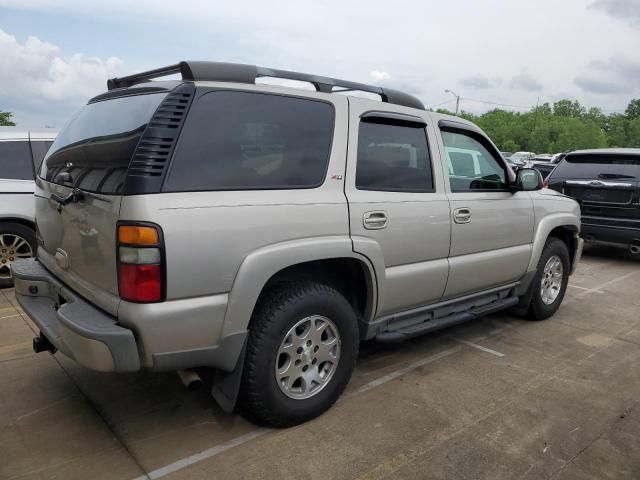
[0, 0, 639, 127]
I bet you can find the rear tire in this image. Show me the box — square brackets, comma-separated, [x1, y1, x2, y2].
[527, 237, 570, 320]
[0, 223, 36, 289]
[237, 281, 359, 427]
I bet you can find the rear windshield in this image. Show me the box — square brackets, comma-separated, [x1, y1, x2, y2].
[0, 141, 34, 180]
[163, 91, 334, 191]
[552, 154, 640, 180]
[41, 93, 167, 193]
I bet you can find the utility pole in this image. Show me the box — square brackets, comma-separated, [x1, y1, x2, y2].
[532, 96, 540, 151]
[444, 89, 460, 115]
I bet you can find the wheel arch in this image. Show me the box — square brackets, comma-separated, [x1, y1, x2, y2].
[528, 213, 580, 273]
[222, 237, 379, 339]
[0, 217, 36, 230]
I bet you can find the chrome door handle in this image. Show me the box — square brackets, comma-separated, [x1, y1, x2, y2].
[453, 207, 471, 224]
[363, 211, 388, 230]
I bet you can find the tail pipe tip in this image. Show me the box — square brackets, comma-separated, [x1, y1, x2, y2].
[177, 369, 204, 391]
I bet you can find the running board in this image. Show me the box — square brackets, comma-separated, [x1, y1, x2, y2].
[375, 295, 519, 343]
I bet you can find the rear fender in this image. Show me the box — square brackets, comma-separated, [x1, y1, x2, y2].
[222, 236, 380, 337]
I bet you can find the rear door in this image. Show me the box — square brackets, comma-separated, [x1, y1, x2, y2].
[548, 153, 640, 221]
[437, 122, 534, 299]
[36, 92, 167, 315]
[345, 102, 451, 316]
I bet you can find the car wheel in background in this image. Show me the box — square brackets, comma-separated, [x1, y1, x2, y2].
[0, 223, 36, 288]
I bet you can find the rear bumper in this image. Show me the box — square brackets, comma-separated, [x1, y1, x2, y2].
[12, 258, 140, 372]
[581, 218, 640, 247]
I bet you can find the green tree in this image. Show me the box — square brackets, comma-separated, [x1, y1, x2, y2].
[0, 111, 16, 126]
[625, 99, 640, 120]
[553, 99, 585, 118]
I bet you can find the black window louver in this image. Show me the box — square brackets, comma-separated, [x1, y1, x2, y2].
[123, 83, 195, 194]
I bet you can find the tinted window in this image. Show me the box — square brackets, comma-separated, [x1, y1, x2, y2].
[441, 130, 507, 192]
[164, 91, 334, 191]
[356, 120, 433, 192]
[29, 140, 53, 172]
[0, 141, 34, 180]
[551, 154, 640, 180]
[41, 93, 167, 193]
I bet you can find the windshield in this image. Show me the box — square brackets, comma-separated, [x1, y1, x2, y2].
[41, 93, 167, 193]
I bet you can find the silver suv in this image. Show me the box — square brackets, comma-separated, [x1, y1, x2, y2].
[13, 61, 582, 427]
[0, 127, 57, 287]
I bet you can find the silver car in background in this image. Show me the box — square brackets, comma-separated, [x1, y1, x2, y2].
[0, 127, 57, 287]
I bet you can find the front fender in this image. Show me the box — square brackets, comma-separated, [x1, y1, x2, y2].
[528, 212, 580, 272]
[221, 236, 379, 337]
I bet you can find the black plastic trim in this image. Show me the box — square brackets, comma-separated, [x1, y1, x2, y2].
[122, 83, 195, 195]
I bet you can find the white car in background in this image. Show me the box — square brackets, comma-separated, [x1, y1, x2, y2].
[0, 127, 57, 287]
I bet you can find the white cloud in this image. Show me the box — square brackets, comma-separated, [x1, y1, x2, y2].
[0, 29, 125, 102]
[1, 0, 639, 120]
[370, 71, 391, 83]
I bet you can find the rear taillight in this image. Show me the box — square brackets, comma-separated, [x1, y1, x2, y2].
[117, 223, 164, 302]
[543, 179, 549, 188]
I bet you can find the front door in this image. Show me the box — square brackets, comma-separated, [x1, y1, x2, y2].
[344, 100, 451, 316]
[437, 123, 535, 299]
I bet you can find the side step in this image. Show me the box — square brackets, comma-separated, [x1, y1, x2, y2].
[376, 295, 519, 343]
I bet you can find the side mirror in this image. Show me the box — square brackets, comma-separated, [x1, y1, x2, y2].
[513, 168, 543, 191]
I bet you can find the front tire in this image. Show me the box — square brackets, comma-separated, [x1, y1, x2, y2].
[527, 237, 570, 320]
[237, 281, 359, 427]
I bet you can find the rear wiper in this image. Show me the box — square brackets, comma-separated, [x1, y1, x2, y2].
[51, 188, 111, 208]
[598, 173, 635, 179]
[51, 188, 84, 206]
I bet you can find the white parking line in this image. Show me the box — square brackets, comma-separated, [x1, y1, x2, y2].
[454, 338, 505, 357]
[575, 270, 639, 298]
[131, 429, 271, 480]
[0, 314, 21, 320]
[351, 345, 463, 395]
[129, 330, 508, 479]
[567, 285, 604, 294]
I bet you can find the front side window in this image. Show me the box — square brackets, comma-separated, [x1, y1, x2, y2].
[356, 119, 433, 192]
[441, 130, 507, 192]
[164, 91, 334, 191]
[0, 141, 34, 180]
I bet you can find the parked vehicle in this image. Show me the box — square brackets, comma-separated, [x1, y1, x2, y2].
[532, 161, 556, 180]
[547, 148, 640, 256]
[0, 127, 57, 287]
[500, 151, 514, 159]
[13, 61, 583, 427]
[511, 151, 536, 164]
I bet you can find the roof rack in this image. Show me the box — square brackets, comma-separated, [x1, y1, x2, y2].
[106, 61, 425, 110]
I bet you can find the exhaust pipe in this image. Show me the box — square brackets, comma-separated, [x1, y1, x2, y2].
[630, 239, 640, 255]
[177, 369, 203, 391]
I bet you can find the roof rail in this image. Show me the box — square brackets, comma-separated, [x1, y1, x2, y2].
[106, 61, 425, 110]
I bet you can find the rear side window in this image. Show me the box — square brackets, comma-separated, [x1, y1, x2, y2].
[41, 93, 167, 193]
[29, 140, 53, 172]
[356, 120, 433, 192]
[163, 91, 334, 191]
[0, 141, 34, 180]
[551, 154, 640, 180]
